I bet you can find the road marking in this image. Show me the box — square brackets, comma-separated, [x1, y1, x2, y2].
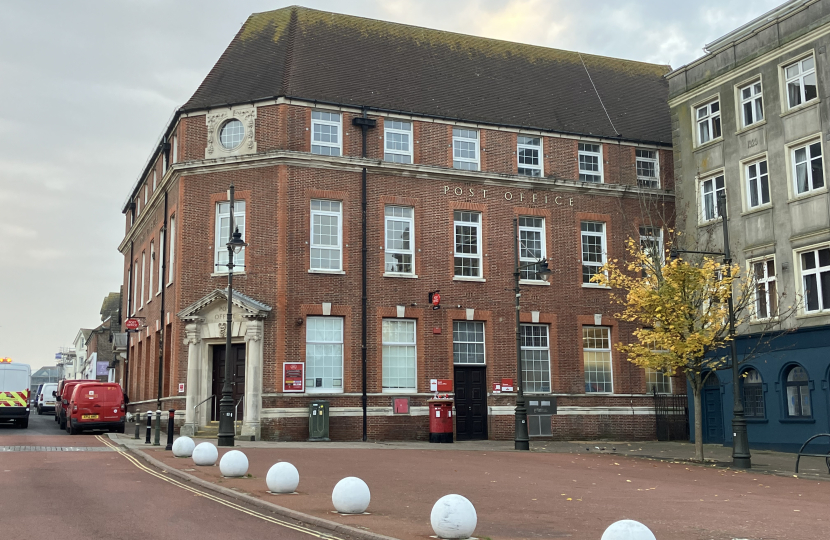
[94, 436, 342, 540]
[0, 446, 116, 452]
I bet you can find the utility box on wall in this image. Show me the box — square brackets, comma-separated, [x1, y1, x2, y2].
[528, 397, 556, 437]
[309, 400, 330, 441]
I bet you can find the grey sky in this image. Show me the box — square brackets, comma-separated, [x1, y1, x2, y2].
[0, 0, 781, 370]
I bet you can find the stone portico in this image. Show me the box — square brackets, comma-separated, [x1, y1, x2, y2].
[177, 289, 271, 440]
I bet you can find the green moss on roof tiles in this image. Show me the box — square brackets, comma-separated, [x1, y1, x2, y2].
[244, 6, 669, 77]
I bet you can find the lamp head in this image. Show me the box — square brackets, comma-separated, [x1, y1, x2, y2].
[669, 247, 679, 260]
[535, 258, 553, 280]
[227, 227, 247, 254]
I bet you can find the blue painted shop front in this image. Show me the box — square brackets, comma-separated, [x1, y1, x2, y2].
[689, 325, 830, 453]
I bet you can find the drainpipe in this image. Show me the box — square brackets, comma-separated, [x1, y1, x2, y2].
[352, 109, 376, 442]
[156, 138, 171, 430]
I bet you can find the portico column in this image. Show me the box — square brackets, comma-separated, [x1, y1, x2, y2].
[241, 318, 264, 441]
[180, 321, 203, 437]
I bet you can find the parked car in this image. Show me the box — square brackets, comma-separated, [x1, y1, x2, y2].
[66, 382, 126, 435]
[56, 379, 95, 430]
[0, 362, 31, 428]
[37, 382, 58, 415]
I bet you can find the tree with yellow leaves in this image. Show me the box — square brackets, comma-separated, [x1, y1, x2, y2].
[593, 235, 754, 462]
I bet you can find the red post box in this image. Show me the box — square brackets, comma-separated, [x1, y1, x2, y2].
[428, 399, 454, 443]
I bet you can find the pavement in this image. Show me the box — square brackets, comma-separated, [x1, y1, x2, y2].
[112, 425, 830, 540]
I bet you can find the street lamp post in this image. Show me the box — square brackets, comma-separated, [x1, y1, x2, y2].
[512, 218, 551, 451]
[669, 192, 750, 468]
[217, 184, 248, 448]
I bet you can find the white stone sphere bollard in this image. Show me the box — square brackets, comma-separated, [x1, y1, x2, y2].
[601, 520, 657, 540]
[266, 462, 300, 493]
[219, 450, 249, 477]
[192, 442, 219, 466]
[331, 477, 371, 514]
[172, 436, 196, 458]
[430, 494, 477, 539]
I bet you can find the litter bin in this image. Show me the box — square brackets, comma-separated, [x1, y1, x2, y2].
[428, 399, 453, 443]
[309, 400, 330, 441]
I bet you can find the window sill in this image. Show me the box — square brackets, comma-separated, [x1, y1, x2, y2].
[697, 216, 724, 228]
[382, 389, 417, 394]
[584, 391, 614, 395]
[693, 137, 723, 153]
[740, 204, 773, 217]
[734, 119, 767, 136]
[304, 390, 344, 395]
[147, 298, 152, 304]
[788, 187, 828, 204]
[779, 417, 816, 424]
[519, 279, 550, 286]
[383, 272, 418, 279]
[167, 281, 174, 288]
[582, 283, 610, 289]
[780, 99, 819, 118]
[453, 276, 486, 283]
[211, 271, 246, 277]
[795, 310, 830, 321]
[308, 269, 346, 275]
[636, 178, 660, 189]
[745, 418, 769, 424]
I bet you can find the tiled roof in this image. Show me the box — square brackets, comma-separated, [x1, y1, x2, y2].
[183, 6, 672, 144]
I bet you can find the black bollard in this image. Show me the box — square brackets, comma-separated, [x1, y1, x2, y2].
[165, 409, 175, 451]
[153, 409, 161, 446]
[134, 410, 141, 439]
[145, 410, 152, 444]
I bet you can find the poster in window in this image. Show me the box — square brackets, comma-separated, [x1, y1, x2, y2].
[283, 362, 305, 393]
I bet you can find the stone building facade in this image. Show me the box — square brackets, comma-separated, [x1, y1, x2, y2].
[118, 7, 677, 441]
[668, 0, 830, 451]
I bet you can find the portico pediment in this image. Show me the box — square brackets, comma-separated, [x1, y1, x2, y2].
[177, 288, 272, 322]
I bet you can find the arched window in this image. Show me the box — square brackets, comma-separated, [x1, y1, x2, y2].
[785, 365, 811, 417]
[740, 368, 765, 418]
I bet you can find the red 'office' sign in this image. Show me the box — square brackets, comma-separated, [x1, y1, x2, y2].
[283, 363, 305, 393]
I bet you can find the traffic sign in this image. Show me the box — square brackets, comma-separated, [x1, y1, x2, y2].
[125, 318, 140, 330]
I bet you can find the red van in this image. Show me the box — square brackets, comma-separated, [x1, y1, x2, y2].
[56, 380, 95, 430]
[66, 382, 126, 434]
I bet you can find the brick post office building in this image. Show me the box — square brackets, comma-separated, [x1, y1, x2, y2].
[118, 6, 677, 442]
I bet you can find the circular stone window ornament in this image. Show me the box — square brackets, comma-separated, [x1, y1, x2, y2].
[219, 119, 245, 150]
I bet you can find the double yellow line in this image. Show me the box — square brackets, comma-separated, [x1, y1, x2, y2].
[95, 436, 341, 540]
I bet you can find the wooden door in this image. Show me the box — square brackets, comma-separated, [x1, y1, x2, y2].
[454, 366, 488, 440]
[211, 344, 246, 421]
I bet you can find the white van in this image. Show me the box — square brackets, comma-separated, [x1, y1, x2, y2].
[37, 382, 58, 415]
[0, 362, 31, 428]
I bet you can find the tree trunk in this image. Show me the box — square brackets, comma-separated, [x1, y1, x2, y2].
[693, 385, 704, 462]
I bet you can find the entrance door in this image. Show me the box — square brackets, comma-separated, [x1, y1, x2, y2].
[211, 344, 246, 421]
[454, 366, 487, 440]
[701, 372, 723, 444]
